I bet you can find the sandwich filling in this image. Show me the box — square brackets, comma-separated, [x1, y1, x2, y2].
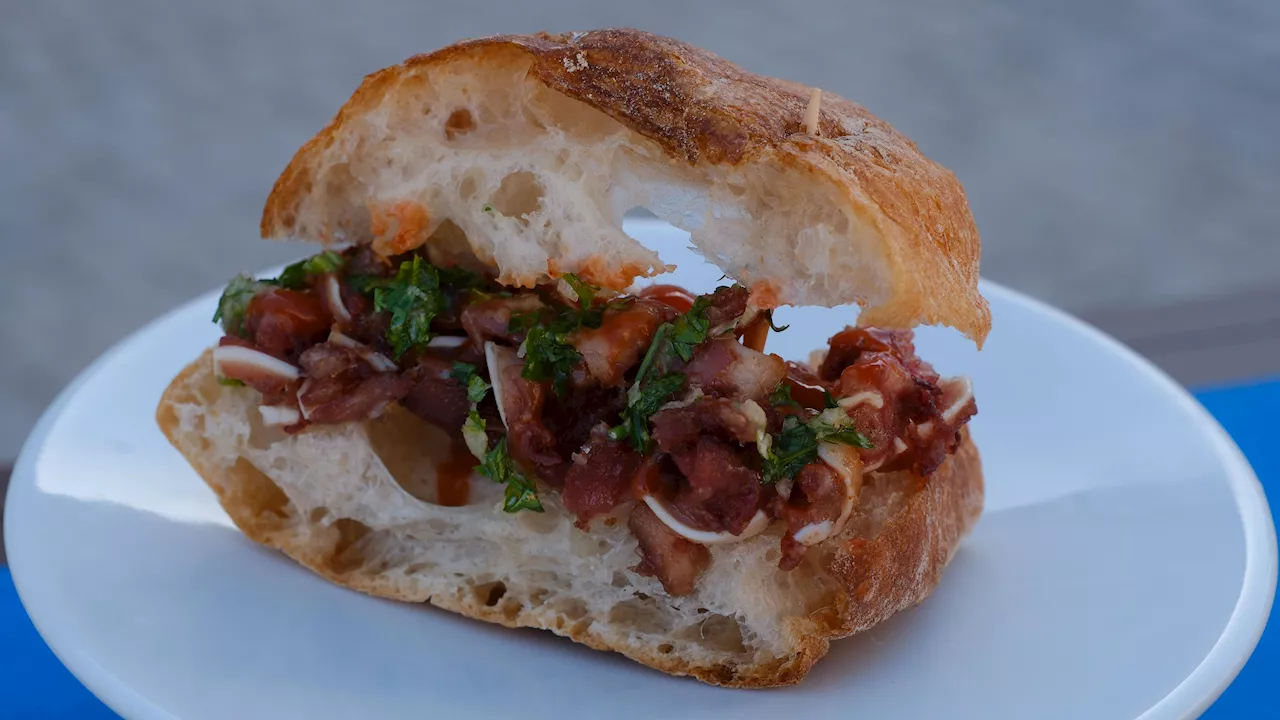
[211, 247, 977, 595]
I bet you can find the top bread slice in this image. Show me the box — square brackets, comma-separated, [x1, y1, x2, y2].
[157, 351, 983, 687]
[260, 28, 990, 345]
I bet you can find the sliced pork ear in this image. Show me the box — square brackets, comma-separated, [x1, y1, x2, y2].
[683, 338, 785, 401]
[297, 342, 412, 424]
[486, 342, 560, 470]
[212, 341, 301, 404]
[629, 501, 711, 597]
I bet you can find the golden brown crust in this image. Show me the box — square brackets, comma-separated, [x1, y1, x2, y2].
[260, 28, 990, 345]
[157, 352, 983, 687]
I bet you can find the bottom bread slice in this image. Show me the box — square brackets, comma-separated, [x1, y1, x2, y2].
[156, 349, 984, 687]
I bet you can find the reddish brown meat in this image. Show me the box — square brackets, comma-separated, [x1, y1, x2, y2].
[461, 295, 544, 348]
[667, 438, 761, 535]
[562, 430, 642, 527]
[244, 288, 332, 361]
[491, 349, 560, 472]
[683, 338, 785, 401]
[401, 356, 470, 431]
[776, 461, 845, 571]
[629, 502, 711, 596]
[651, 397, 760, 452]
[827, 326, 970, 476]
[781, 361, 835, 410]
[703, 285, 749, 328]
[571, 300, 674, 387]
[542, 384, 627, 462]
[820, 327, 940, 385]
[296, 343, 411, 424]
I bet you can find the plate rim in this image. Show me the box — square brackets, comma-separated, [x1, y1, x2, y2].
[5, 261, 1276, 720]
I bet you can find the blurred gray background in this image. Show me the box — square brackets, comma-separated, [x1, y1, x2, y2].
[2, 0, 1279, 462]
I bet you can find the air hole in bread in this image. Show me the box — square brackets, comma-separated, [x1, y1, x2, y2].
[488, 171, 544, 223]
[678, 614, 747, 654]
[657, 643, 674, 655]
[444, 108, 476, 140]
[328, 518, 372, 575]
[366, 406, 455, 504]
[529, 587, 550, 606]
[554, 598, 588, 621]
[477, 581, 507, 607]
[458, 172, 480, 201]
[229, 459, 291, 524]
[609, 598, 672, 635]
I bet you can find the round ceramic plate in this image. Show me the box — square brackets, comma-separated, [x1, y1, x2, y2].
[6, 220, 1276, 719]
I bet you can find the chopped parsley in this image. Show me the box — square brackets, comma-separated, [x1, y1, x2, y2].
[608, 289, 728, 452]
[668, 296, 713, 361]
[761, 411, 873, 485]
[478, 439, 544, 513]
[373, 256, 448, 358]
[512, 273, 612, 396]
[277, 250, 344, 290]
[217, 376, 246, 387]
[212, 274, 273, 337]
[451, 362, 493, 462]
[769, 382, 799, 408]
[609, 371, 686, 453]
[520, 326, 581, 396]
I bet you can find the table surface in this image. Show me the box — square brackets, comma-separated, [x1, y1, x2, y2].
[2, 379, 1276, 718]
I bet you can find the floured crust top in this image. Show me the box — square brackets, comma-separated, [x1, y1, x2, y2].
[261, 28, 990, 345]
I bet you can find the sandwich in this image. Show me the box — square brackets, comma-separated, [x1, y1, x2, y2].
[156, 28, 989, 687]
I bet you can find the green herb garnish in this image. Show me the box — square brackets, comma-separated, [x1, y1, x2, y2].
[277, 251, 344, 290]
[769, 382, 799, 408]
[478, 439, 544, 513]
[373, 256, 448, 358]
[608, 289, 731, 452]
[765, 310, 789, 333]
[212, 274, 273, 337]
[609, 371, 687, 453]
[217, 376, 246, 387]
[451, 362, 493, 461]
[521, 326, 582, 396]
[762, 411, 873, 485]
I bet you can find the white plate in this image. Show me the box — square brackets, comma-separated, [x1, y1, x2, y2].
[6, 220, 1276, 720]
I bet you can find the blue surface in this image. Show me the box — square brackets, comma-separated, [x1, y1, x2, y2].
[1, 379, 1276, 719]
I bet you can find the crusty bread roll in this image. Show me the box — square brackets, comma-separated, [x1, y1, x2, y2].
[158, 28, 989, 687]
[157, 350, 982, 687]
[261, 29, 990, 345]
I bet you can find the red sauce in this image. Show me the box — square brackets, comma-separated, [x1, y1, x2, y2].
[245, 288, 332, 358]
[638, 284, 696, 313]
[434, 440, 474, 507]
[783, 361, 833, 410]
